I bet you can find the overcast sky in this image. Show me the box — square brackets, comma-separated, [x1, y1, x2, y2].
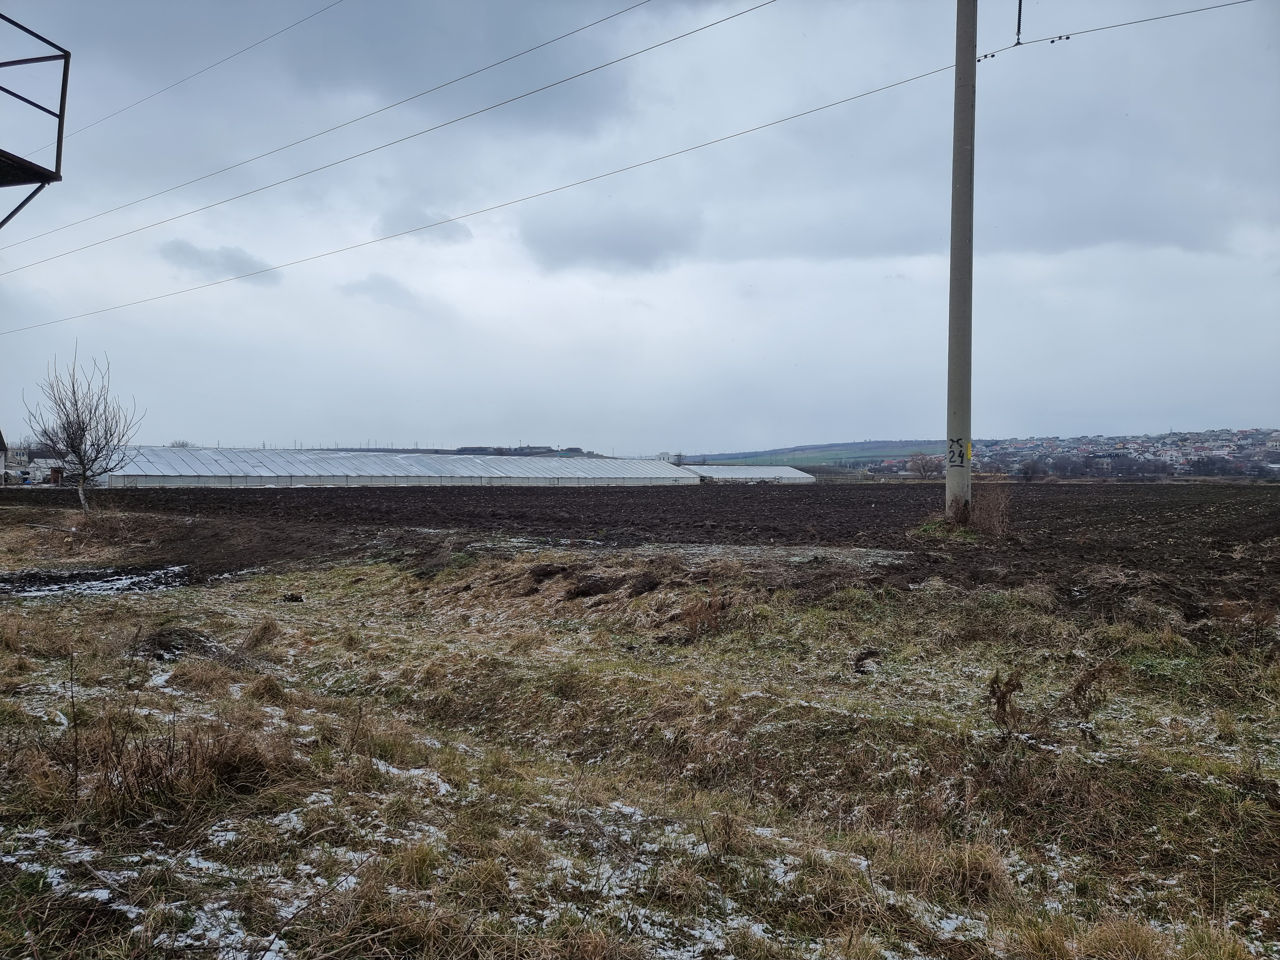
[1, 0, 1276, 453]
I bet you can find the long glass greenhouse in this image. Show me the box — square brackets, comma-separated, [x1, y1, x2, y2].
[105, 447, 701, 488]
[101, 447, 814, 488]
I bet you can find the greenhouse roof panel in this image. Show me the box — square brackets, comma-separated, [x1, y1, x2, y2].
[110, 447, 698, 482]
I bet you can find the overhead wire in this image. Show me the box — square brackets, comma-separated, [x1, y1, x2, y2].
[2, 0, 656, 253]
[1022, 0, 1258, 45]
[987, 0, 1257, 56]
[3, 62, 955, 338]
[12, 0, 1251, 261]
[0, 0, 777, 279]
[0, 0, 1262, 338]
[27, 0, 350, 152]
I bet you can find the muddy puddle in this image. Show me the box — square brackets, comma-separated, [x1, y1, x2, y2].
[0, 565, 189, 598]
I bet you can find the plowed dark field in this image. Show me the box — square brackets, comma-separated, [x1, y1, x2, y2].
[4, 482, 1278, 618]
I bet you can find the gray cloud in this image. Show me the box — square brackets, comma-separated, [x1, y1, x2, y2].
[519, 198, 702, 272]
[375, 204, 473, 243]
[157, 240, 281, 285]
[339, 272, 424, 311]
[1, 0, 1275, 453]
[269, 1, 635, 139]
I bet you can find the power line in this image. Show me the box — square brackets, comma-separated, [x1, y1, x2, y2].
[10, 0, 1247, 270]
[1047, 0, 1257, 42]
[1009, 0, 1257, 51]
[0, 0, 1259, 338]
[0, 63, 955, 339]
[0, 0, 777, 280]
[11, 0, 1252, 263]
[2, 0, 655, 253]
[27, 0, 349, 152]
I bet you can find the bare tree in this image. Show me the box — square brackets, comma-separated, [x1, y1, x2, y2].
[24, 351, 144, 511]
[908, 453, 943, 479]
[1018, 458, 1047, 482]
[1049, 456, 1084, 479]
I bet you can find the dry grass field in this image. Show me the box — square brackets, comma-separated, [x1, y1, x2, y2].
[0, 485, 1276, 958]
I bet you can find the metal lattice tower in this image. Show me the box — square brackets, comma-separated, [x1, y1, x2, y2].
[0, 13, 69, 231]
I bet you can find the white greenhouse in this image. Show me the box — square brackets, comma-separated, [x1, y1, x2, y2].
[680, 464, 814, 484]
[104, 447, 703, 488]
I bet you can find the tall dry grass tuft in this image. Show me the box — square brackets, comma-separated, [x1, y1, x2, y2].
[869, 833, 1014, 906]
[676, 583, 730, 642]
[2, 696, 300, 828]
[1178, 925, 1253, 960]
[242, 616, 282, 652]
[1005, 917, 1075, 960]
[392, 841, 447, 888]
[1, 614, 20, 653]
[781, 852, 880, 933]
[723, 927, 798, 960]
[647, 861, 708, 915]
[970, 483, 1013, 537]
[167, 657, 241, 694]
[1077, 917, 1171, 959]
[940, 841, 1014, 904]
[245, 674, 289, 704]
[6, 615, 72, 658]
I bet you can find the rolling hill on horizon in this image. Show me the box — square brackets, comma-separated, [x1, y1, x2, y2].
[692, 440, 945, 467]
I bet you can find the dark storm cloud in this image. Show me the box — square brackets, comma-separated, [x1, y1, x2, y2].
[158, 240, 281, 285]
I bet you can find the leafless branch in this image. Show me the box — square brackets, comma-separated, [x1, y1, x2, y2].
[24, 348, 144, 510]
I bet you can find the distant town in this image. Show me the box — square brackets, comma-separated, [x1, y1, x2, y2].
[968, 428, 1280, 479]
[695, 428, 1280, 479]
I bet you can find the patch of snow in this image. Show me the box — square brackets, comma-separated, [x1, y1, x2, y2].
[369, 759, 452, 795]
[3, 565, 188, 598]
[269, 810, 306, 835]
[609, 801, 645, 820]
[209, 825, 239, 847]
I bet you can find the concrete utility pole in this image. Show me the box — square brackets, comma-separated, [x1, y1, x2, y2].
[945, 0, 977, 521]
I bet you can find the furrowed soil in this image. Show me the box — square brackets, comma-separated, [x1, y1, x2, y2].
[1, 482, 1277, 959]
[5, 482, 1278, 615]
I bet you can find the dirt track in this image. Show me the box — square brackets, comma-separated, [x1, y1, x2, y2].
[3, 482, 1278, 617]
